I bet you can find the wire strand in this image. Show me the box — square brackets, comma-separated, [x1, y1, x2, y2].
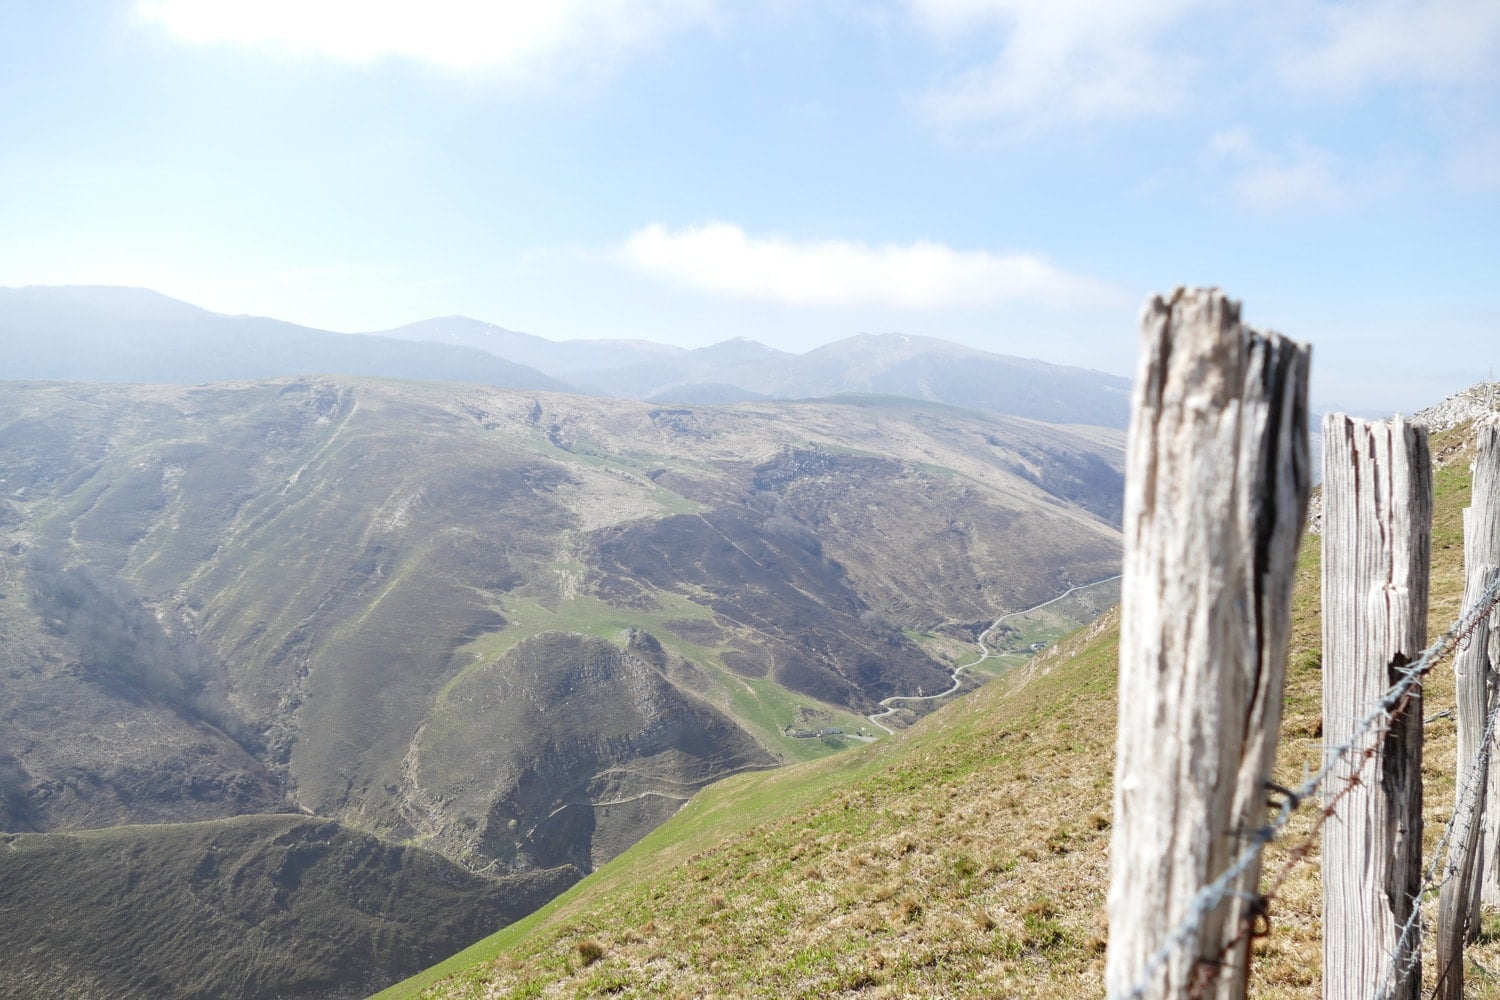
[1113, 572, 1500, 1000]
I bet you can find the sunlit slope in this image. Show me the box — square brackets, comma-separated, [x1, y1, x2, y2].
[386, 422, 1494, 1000]
[381, 607, 1121, 999]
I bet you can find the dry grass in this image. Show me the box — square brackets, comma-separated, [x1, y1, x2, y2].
[387, 620, 1122, 999]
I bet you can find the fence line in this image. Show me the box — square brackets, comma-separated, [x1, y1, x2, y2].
[1113, 571, 1500, 1000]
[1107, 290, 1500, 1000]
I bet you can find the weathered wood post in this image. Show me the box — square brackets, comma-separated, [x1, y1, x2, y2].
[1440, 419, 1500, 997]
[1106, 288, 1310, 1000]
[1436, 559, 1500, 999]
[1466, 421, 1500, 915]
[1321, 414, 1431, 1000]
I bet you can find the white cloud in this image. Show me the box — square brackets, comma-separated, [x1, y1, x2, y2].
[615, 222, 1115, 308]
[906, 0, 1204, 127]
[133, 0, 714, 77]
[1206, 127, 1253, 158]
[1232, 152, 1347, 212]
[1280, 0, 1500, 94]
[1449, 133, 1500, 192]
[1207, 131, 1358, 212]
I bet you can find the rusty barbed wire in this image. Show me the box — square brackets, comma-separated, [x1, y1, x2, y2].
[1113, 572, 1500, 1000]
[1380, 609, 1500, 1000]
[1179, 678, 1423, 999]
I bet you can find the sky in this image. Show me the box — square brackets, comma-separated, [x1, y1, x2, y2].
[1, 0, 1497, 415]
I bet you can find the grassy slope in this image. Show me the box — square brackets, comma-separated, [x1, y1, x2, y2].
[380, 612, 1121, 1000]
[382, 423, 1498, 999]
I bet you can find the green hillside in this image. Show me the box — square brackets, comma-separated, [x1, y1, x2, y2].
[380, 616, 1120, 999]
[383, 421, 1499, 1000]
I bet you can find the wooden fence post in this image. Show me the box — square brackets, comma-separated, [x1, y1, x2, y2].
[1105, 288, 1310, 1000]
[1465, 421, 1500, 914]
[1437, 559, 1500, 999]
[1321, 414, 1431, 1000]
[1440, 417, 1500, 996]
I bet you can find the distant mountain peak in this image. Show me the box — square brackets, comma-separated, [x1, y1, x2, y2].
[4, 284, 213, 320]
[385, 315, 519, 337]
[686, 337, 790, 364]
[0, 285, 566, 390]
[805, 331, 980, 364]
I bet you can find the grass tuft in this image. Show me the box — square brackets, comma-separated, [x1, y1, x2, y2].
[575, 939, 606, 968]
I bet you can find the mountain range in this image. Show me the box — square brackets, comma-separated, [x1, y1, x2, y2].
[0, 286, 1132, 428]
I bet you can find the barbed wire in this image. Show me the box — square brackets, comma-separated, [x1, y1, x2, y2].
[1114, 571, 1500, 1000]
[1379, 698, 1497, 997]
[1379, 578, 1500, 999]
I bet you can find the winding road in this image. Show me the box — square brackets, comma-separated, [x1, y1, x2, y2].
[864, 574, 1122, 735]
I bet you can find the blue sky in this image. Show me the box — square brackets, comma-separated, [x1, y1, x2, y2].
[2, 1, 1496, 413]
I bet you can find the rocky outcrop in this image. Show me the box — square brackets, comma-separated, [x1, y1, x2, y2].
[1412, 382, 1500, 433]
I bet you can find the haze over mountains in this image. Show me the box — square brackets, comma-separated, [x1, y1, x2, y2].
[1, 286, 1132, 428]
